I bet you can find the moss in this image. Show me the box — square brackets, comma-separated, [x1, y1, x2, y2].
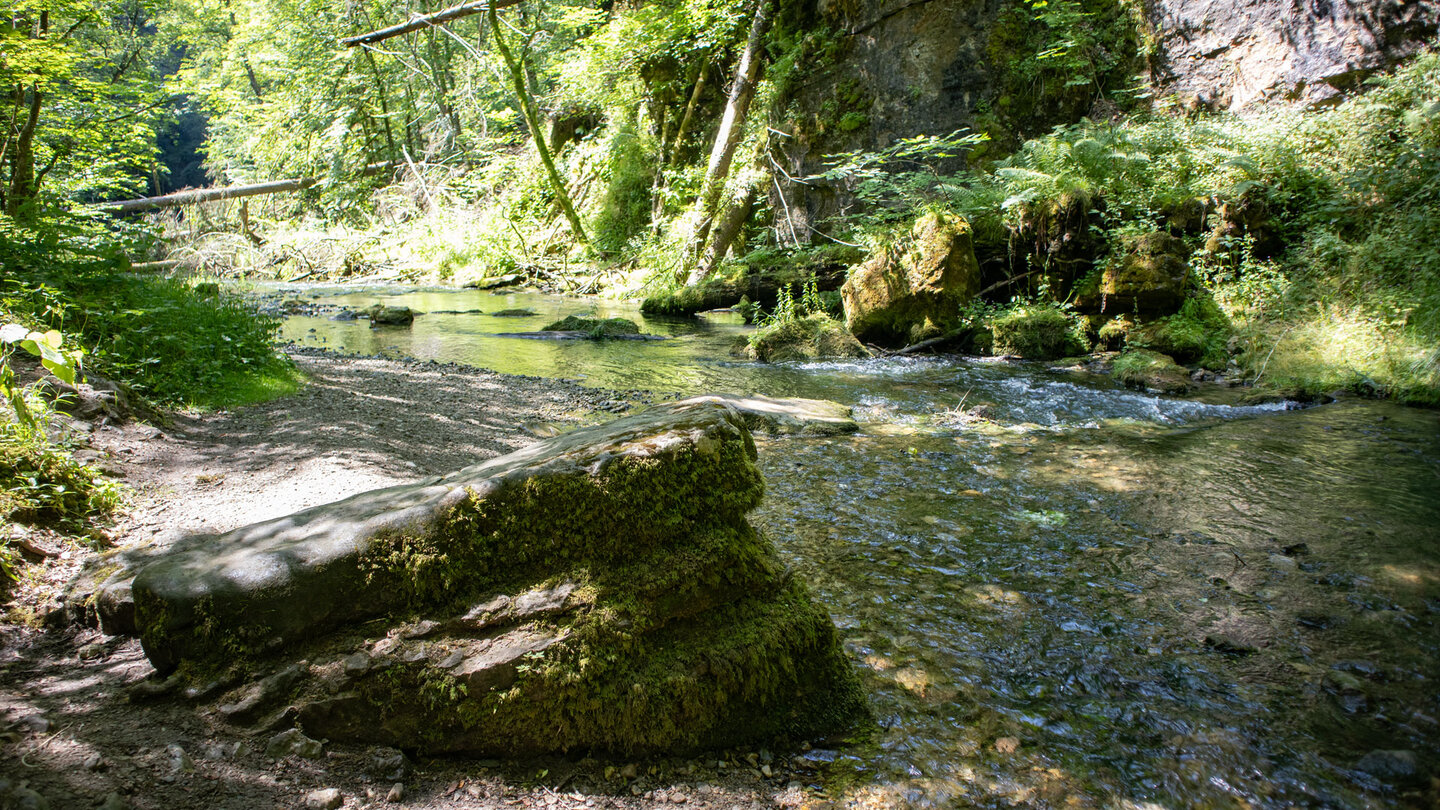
[990, 308, 1083, 360]
[741, 315, 870, 362]
[1095, 317, 1132, 350]
[541, 316, 641, 337]
[1130, 296, 1231, 368]
[359, 434, 764, 612]
[356, 576, 865, 756]
[1112, 349, 1191, 393]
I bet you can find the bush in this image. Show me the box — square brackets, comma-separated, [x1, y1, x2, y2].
[991, 307, 1084, 359]
[1129, 296, 1231, 368]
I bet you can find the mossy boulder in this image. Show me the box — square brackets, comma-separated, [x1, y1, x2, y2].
[740, 315, 870, 362]
[103, 400, 863, 755]
[841, 212, 981, 346]
[541, 316, 641, 337]
[1085, 232, 1192, 317]
[1128, 297, 1231, 368]
[367, 305, 416, 326]
[990, 308, 1081, 360]
[1112, 349, 1192, 394]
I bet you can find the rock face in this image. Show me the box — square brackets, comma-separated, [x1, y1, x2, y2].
[1148, 0, 1437, 110]
[842, 212, 980, 346]
[92, 400, 863, 755]
[675, 394, 859, 436]
[1091, 232, 1191, 317]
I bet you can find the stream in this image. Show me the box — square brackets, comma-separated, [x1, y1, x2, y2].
[277, 286, 1440, 808]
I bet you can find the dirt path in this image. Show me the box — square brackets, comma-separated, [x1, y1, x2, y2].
[0, 350, 827, 810]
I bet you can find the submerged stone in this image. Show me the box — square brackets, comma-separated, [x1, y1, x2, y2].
[101, 400, 863, 755]
[540, 316, 643, 338]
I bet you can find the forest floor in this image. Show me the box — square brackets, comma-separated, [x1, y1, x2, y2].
[0, 349, 831, 810]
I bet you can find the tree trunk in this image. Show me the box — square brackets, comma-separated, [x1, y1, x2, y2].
[341, 0, 523, 47]
[684, 0, 772, 284]
[487, 7, 592, 250]
[5, 83, 42, 218]
[693, 183, 758, 283]
[100, 163, 396, 214]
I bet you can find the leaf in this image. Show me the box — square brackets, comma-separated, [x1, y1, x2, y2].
[0, 323, 27, 344]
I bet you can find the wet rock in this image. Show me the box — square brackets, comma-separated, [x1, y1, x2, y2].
[842, 211, 981, 346]
[113, 400, 862, 755]
[266, 728, 324, 759]
[737, 315, 869, 362]
[676, 394, 858, 436]
[304, 788, 343, 809]
[489, 308, 537, 317]
[1354, 749, 1418, 782]
[1203, 633, 1259, 655]
[367, 305, 416, 327]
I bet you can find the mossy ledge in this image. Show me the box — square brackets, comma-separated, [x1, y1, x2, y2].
[114, 399, 863, 754]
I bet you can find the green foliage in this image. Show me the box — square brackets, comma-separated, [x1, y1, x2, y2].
[50, 272, 296, 407]
[989, 306, 1084, 360]
[1128, 295, 1231, 368]
[979, 0, 1145, 151]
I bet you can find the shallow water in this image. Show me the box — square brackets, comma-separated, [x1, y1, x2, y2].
[276, 285, 1440, 808]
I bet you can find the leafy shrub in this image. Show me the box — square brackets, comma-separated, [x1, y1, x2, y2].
[990, 307, 1084, 359]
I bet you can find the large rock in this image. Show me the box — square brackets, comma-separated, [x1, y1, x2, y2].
[1089, 232, 1191, 318]
[842, 212, 981, 346]
[96, 400, 863, 755]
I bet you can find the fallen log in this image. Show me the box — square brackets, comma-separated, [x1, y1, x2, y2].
[340, 0, 523, 47]
[100, 162, 396, 215]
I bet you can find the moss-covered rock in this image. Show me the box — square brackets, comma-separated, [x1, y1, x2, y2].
[1112, 349, 1192, 394]
[1086, 232, 1192, 317]
[112, 400, 863, 755]
[541, 316, 641, 337]
[990, 308, 1082, 360]
[367, 305, 416, 326]
[738, 315, 870, 363]
[1128, 296, 1231, 368]
[841, 212, 981, 346]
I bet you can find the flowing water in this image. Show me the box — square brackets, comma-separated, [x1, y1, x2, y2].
[278, 286, 1440, 808]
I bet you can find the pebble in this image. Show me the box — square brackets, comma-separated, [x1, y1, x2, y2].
[619, 763, 638, 779]
[994, 737, 1021, 754]
[83, 752, 104, 770]
[15, 715, 51, 734]
[759, 764, 773, 778]
[387, 783, 405, 802]
[78, 642, 106, 660]
[305, 788, 343, 809]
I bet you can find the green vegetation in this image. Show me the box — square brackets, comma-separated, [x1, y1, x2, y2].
[990, 306, 1084, 360]
[541, 315, 641, 337]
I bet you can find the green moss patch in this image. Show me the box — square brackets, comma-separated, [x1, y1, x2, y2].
[991, 308, 1083, 360]
[541, 316, 641, 337]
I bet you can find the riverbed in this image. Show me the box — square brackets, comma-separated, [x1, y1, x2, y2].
[278, 285, 1440, 808]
